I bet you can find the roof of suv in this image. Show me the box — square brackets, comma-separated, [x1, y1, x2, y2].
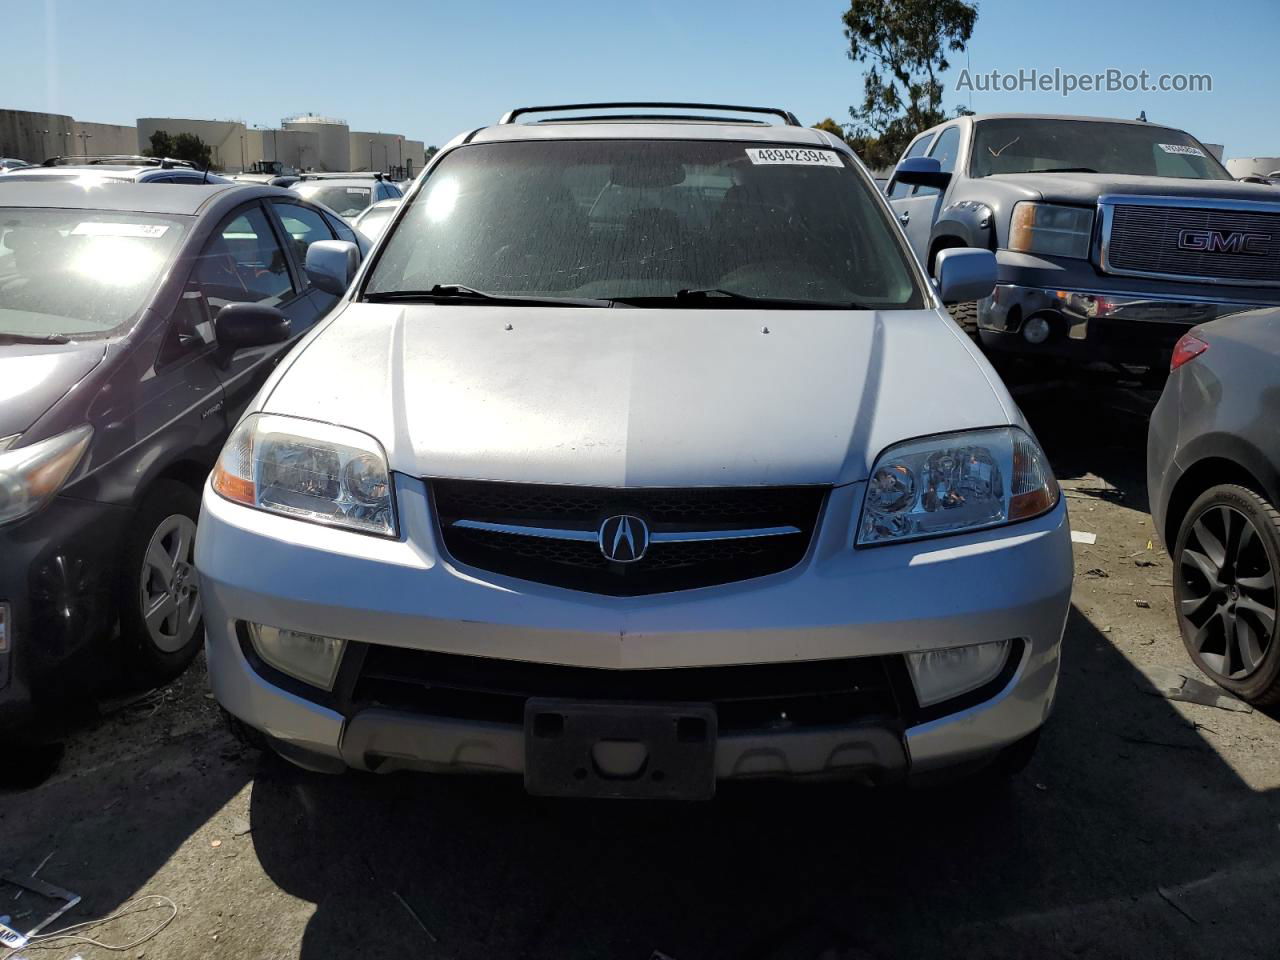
[462, 101, 846, 149]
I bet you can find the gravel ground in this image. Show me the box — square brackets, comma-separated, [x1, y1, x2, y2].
[3, 384, 1279, 960]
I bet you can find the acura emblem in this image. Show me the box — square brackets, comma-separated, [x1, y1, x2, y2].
[598, 514, 649, 563]
[1176, 228, 1271, 256]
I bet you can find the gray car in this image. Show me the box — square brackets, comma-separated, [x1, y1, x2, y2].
[2, 156, 233, 185]
[884, 114, 1280, 373]
[289, 173, 402, 219]
[196, 101, 1073, 797]
[1148, 309, 1280, 705]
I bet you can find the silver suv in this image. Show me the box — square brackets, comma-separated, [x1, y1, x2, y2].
[195, 102, 1073, 798]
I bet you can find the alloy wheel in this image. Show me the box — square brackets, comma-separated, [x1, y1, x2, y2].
[1178, 505, 1277, 680]
[139, 514, 201, 654]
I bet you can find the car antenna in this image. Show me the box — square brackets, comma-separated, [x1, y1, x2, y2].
[1137, 110, 1147, 122]
[202, 159, 211, 183]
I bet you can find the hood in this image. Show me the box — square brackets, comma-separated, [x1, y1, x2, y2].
[989, 172, 1280, 207]
[264, 304, 1012, 488]
[0, 341, 107, 440]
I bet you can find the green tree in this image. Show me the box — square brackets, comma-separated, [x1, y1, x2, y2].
[143, 129, 214, 168]
[841, 0, 977, 169]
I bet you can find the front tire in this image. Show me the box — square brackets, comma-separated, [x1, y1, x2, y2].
[946, 300, 980, 341]
[119, 480, 204, 683]
[1174, 484, 1280, 706]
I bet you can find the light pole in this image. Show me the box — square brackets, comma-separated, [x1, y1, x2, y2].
[78, 131, 92, 157]
[39, 129, 49, 162]
[240, 135, 245, 172]
[368, 139, 373, 171]
[399, 136, 404, 177]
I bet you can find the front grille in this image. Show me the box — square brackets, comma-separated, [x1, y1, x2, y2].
[352, 645, 902, 733]
[432, 480, 826, 596]
[1106, 203, 1280, 285]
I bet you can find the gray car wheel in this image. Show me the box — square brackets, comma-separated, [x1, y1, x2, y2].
[120, 481, 205, 680]
[1174, 484, 1280, 706]
[140, 513, 200, 654]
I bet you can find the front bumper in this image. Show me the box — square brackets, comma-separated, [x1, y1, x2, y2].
[0, 496, 129, 726]
[197, 477, 1073, 784]
[976, 250, 1277, 368]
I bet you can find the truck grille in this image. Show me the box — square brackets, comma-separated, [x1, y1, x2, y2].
[352, 646, 902, 732]
[1105, 202, 1280, 285]
[431, 480, 826, 596]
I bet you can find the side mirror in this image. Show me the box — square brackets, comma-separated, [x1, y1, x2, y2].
[934, 248, 997, 304]
[892, 156, 952, 190]
[213, 302, 291, 365]
[306, 239, 360, 296]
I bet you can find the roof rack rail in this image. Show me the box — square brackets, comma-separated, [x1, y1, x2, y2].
[40, 155, 197, 169]
[296, 171, 384, 181]
[499, 102, 801, 126]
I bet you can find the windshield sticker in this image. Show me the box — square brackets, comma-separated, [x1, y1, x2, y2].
[71, 222, 169, 238]
[347, 188, 367, 194]
[1158, 143, 1206, 158]
[745, 148, 843, 167]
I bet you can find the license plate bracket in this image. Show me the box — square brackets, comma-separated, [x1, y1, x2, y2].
[524, 699, 717, 800]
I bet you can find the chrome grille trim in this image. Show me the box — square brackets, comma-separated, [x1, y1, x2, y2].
[452, 519, 802, 543]
[1099, 194, 1280, 287]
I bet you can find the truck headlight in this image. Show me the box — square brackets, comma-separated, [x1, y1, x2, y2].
[1009, 202, 1093, 259]
[857, 427, 1058, 546]
[0, 425, 93, 526]
[212, 413, 396, 537]
[906, 639, 1013, 707]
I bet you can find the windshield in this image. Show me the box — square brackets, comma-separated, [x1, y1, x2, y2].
[295, 183, 373, 217]
[970, 119, 1234, 180]
[365, 139, 923, 307]
[0, 208, 187, 338]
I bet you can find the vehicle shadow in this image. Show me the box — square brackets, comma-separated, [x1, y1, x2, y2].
[245, 595, 1280, 959]
[0, 660, 255, 947]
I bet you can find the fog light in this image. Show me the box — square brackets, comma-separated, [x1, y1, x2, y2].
[1023, 315, 1052, 344]
[0, 603, 9, 653]
[906, 639, 1013, 707]
[247, 623, 346, 690]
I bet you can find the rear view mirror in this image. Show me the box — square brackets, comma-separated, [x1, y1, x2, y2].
[214, 302, 291, 365]
[934, 248, 996, 304]
[892, 156, 951, 190]
[305, 240, 360, 297]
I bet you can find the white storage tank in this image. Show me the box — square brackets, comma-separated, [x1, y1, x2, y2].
[1226, 157, 1280, 179]
[282, 115, 350, 172]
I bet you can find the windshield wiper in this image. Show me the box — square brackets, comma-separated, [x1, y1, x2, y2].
[611, 288, 871, 310]
[363, 284, 608, 307]
[1026, 166, 1099, 174]
[0, 332, 72, 344]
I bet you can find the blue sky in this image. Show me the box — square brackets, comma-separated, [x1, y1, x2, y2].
[7, 0, 1277, 157]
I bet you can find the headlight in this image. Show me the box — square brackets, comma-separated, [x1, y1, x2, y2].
[212, 413, 396, 537]
[857, 427, 1058, 546]
[0, 425, 93, 526]
[1008, 202, 1093, 259]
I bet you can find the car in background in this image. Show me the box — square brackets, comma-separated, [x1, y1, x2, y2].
[0, 158, 34, 173]
[0, 179, 363, 736]
[350, 197, 400, 243]
[881, 114, 1280, 373]
[289, 172, 402, 219]
[1, 156, 233, 185]
[1148, 309, 1280, 706]
[198, 101, 1072, 796]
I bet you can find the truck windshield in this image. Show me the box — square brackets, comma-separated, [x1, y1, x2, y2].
[0, 208, 187, 339]
[970, 119, 1234, 181]
[365, 139, 924, 308]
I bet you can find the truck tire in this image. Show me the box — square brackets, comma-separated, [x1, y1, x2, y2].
[947, 300, 980, 341]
